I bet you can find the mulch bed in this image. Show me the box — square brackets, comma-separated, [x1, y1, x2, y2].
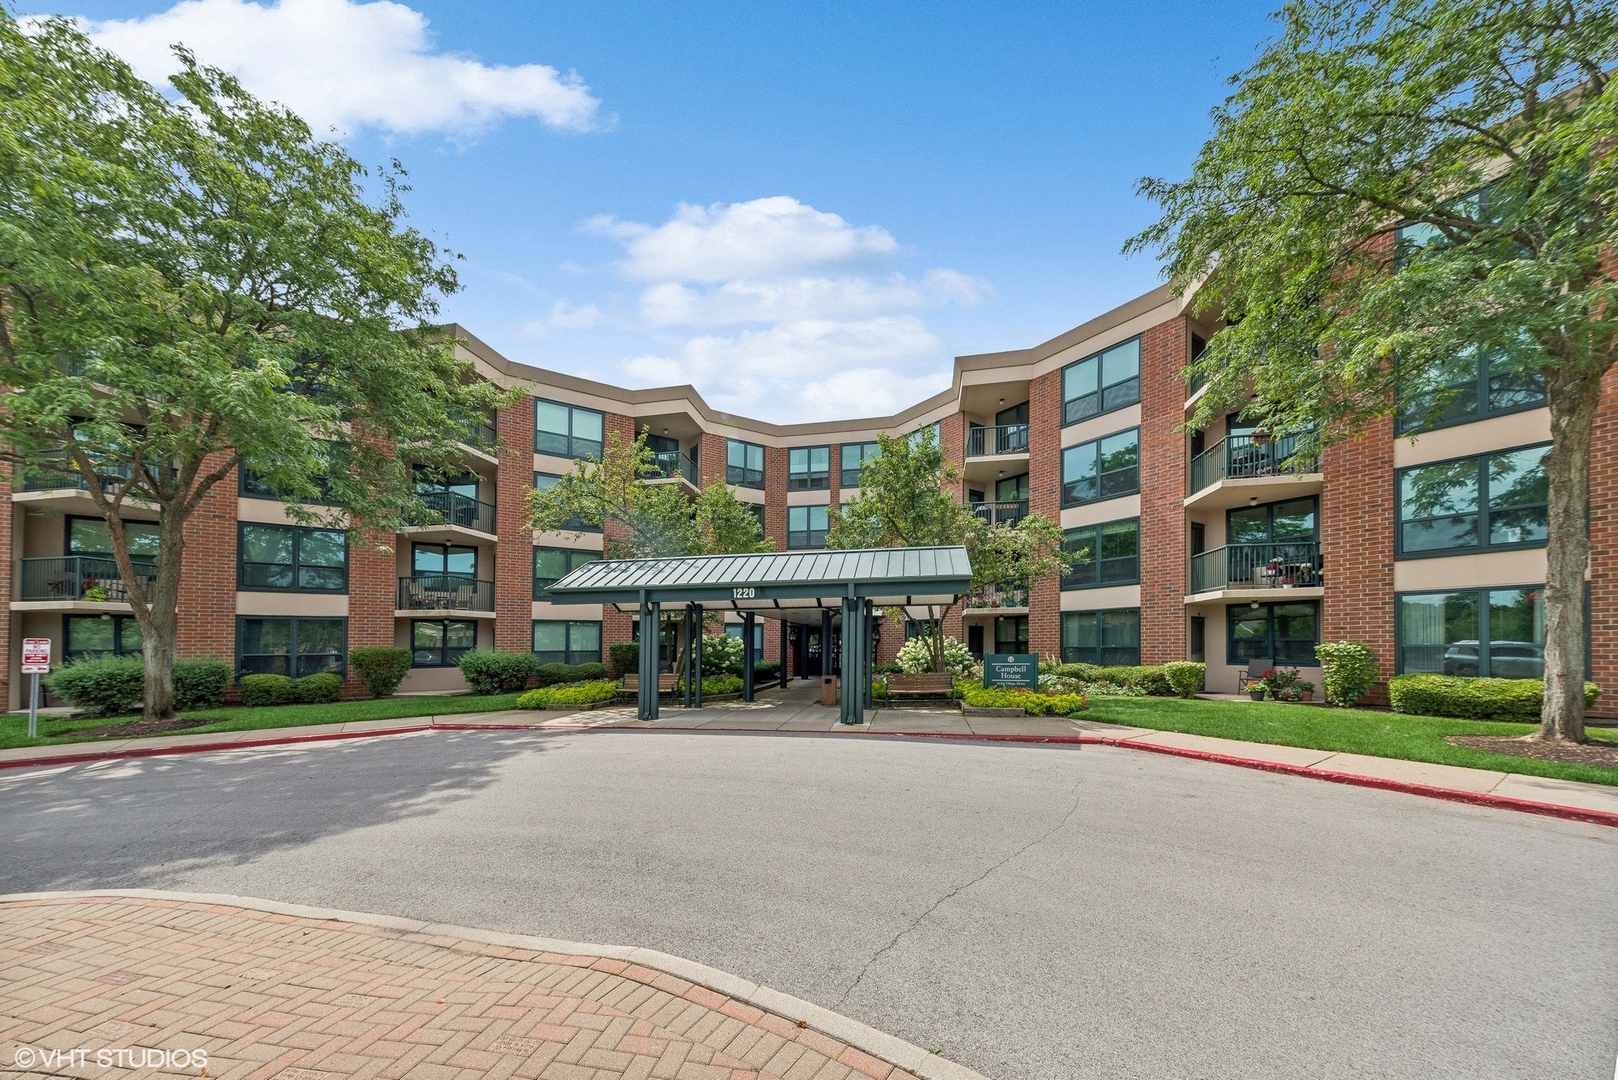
[50, 717, 225, 739]
[1446, 734, 1618, 769]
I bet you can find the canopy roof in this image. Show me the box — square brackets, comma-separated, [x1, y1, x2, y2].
[546, 546, 974, 613]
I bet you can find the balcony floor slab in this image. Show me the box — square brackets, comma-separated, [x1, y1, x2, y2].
[1184, 586, 1325, 605]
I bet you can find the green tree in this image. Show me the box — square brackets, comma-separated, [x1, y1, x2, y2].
[829, 429, 1070, 670]
[0, 18, 501, 721]
[1127, 0, 1617, 741]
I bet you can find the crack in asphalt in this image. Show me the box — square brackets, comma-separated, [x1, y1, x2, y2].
[833, 774, 1087, 1009]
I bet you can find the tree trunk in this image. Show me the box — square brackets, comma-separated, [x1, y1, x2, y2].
[1537, 371, 1599, 743]
[136, 520, 186, 721]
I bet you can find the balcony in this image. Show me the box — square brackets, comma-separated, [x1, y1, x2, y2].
[642, 450, 699, 489]
[16, 555, 155, 610]
[966, 423, 1030, 458]
[1187, 541, 1324, 601]
[964, 584, 1029, 613]
[401, 490, 497, 540]
[1185, 432, 1322, 510]
[970, 499, 1029, 527]
[395, 574, 495, 615]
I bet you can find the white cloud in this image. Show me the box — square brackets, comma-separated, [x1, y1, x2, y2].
[519, 300, 602, 337]
[595, 197, 989, 422]
[77, 0, 603, 137]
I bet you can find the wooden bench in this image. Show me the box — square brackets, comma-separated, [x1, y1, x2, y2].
[619, 673, 679, 696]
[883, 673, 955, 696]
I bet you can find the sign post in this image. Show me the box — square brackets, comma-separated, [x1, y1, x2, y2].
[21, 638, 52, 740]
[983, 652, 1039, 689]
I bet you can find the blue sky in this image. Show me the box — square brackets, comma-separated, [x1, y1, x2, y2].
[41, 0, 1280, 421]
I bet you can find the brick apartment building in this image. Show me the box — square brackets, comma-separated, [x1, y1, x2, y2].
[5, 281, 1614, 713]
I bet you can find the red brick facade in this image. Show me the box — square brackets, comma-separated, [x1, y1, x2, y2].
[1320, 419, 1398, 704]
[1587, 367, 1618, 718]
[494, 399, 535, 654]
[174, 455, 239, 662]
[1137, 318, 1190, 666]
[1026, 369, 1063, 661]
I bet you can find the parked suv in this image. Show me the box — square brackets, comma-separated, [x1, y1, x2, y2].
[1441, 641, 1544, 678]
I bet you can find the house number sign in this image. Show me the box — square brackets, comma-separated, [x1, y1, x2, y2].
[733, 587, 756, 599]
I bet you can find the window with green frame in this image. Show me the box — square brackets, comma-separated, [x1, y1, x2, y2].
[1398, 587, 1544, 677]
[1395, 444, 1548, 556]
[533, 620, 602, 665]
[67, 516, 160, 559]
[725, 621, 765, 662]
[1227, 602, 1318, 665]
[1396, 347, 1547, 434]
[240, 442, 344, 503]
[534, 399, 605, 460]
[533, 546, 601, 598]
[1062, 519, 1140, 589]
[238, 524, 347, 591]
[787, 505, 829, 548]
[994, 616, 1029, 654]
[411, 620, 478, 667]
[1061, 428, 1139, 507]
[840, 442, 879, 487]
[787, 446, 830, 490]
[64, 614, 142, 660]
[533, 473, 601, 532]
[236, 616, 346, 677]
[726, 439, 765, 488]
[1062, 337, 1141, 425]
[1061, 610, 1140, 665]
[907, 422, 941, 448]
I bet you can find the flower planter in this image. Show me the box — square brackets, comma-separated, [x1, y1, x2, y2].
[1248, 689, 1266, 701]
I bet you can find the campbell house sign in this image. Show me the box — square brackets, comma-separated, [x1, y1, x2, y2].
[984, 653, 1038, 688]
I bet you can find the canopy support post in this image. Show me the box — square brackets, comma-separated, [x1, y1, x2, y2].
[779, 619, 789, 688]
[692, 604, 704, 707]
[638, 599, 660, 721]
[839, 595, 866, 725]
[741, 612, 756, 702]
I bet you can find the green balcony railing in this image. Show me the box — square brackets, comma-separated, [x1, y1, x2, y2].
[407, 490, 496, 534]
[966, 423, 1031, 457]
[20, 555, 156, 602]
[1188, 432, 1318, 495]
[397, 574, 494, 612]
[1189, 541, 1322, 593]
[644, 450, 698, 485]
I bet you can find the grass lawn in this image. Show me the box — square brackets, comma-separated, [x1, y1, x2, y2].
[0, 692, 526, 753]
[1082, 696, 1618, 787]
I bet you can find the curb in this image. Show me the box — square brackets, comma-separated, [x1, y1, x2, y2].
[3, 721, 1614, 829]
[0, 889, 987, 1080]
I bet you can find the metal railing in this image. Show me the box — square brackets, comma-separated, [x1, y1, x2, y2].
[20, 555, 156, 602]
[644, 450, 698, 485]
[408, 489, 496, 534]
[1189, 541, 1322, 593]
[459, 417, 498, 451]
[966, 423, 1031, 457]
[16, 451, 132, 494]
[396, 574, 494, 612]
[967, 584, 1029, 610]
[1188, 432, 1318, 494]
[969, 499, 1029, 527]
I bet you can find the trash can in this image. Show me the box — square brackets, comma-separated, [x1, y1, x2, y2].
[820, 675, 840, 706]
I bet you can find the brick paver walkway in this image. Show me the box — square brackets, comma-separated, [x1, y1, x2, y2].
[0, 896, 945, 1080]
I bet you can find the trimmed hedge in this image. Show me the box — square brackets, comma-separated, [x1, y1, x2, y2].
[239, 673, 298, 707]
[45, 656, 145, 717]
[174, 657, 232, 711]
[959, 682, 1088, 716]
[675, 674, 744, 696]
[1388, 674, 1601, 721]
[535, 661, 611, 687]
[348, 647, 411, 698]
[517, 680, 619, 708]
[1162, 661, 1205, 700]
[295, 672, 343, 704]
[1050, 663, 1173, 695]
[754, 661, 781, 683]
[1316, 641, 1379, 707]
[608, 641, 640, 676]
[457, 650, 539, 695]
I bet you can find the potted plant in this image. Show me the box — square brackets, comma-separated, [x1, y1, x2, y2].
[1294, 680, 1315, 702]
[1250, 427, 1274, 445]
[81, 582, 109, 603]
[1244, 680, 1267, 701]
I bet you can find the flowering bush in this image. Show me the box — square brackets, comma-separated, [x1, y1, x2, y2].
[517, 680, 618, 708]
[958, 681, 1088, 716]
[895, 633, 975, 676]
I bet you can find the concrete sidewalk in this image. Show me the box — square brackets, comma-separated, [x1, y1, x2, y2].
[3, 682, 1615, 825]
[0, 892, 980, 1080]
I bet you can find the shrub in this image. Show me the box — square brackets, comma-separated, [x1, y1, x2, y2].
[754, 660, 781, 682]
[701, 633, 744, 675]
[1315, 641, 1379, 707]
[458, 650, 539, 694]
[45, 655, 144, 717]
[895, 633, 975, 676]
[535, 661, 610, 687]
[1082, 665, 1174, 695]
[173, 657, 232, 711]
[608, 641, 640, 676]
[517, 680, 619, 708]
[1053, 662, 1102, 682]
[676, 674, 744, 696]
[1388, 674, 1601, 721]
[1078, 682, 1148, 697]
[1163, 661, 1206, 699]
[239, 673, 298, 707]
[294, 672, 343, 704]
[875, 661, 905, 674]
[348, 647, 411, 698]
[959, 682, 1088, 716]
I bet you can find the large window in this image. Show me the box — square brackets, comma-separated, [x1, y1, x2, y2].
[533, 547, 601, 598]
[533, 473, 600, 531]
[1061, 609, 1140, 666]
[1061, 428, 1140, 507]
[1396, 445, 1548, 557]
[1227, 602, 1319, 665]
[840, 442, 880, 487]
[994, 616, 1029, 654]
[68, 517, 160, 559]
[726, 439, 765, 488]
[787, 446, 830, 490]
[725, 621, 765, 663]
[1227, 497, 1317, 545]
[1396, 347, 1547, 434]
[1062, 519, 1140, 590]
[533, 620, 602, 666]
[1063, 337, 1141, 425]
[412, 542, 477, 577]
[240, 442, 343, 503]
[1398, 587, 1544, 677]
[411, 620, 477, 667]
[238, 524, 347, 592]
[64, 614, 142, 661]
[534, 399, 604, 460]
[787, 505, 829, 549]
[237, 617, 346, 677]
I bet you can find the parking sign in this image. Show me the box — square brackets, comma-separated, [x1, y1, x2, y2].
[22, 637, 51, 674]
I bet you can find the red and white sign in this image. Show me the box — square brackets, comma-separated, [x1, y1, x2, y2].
[21, 638, 51, 674]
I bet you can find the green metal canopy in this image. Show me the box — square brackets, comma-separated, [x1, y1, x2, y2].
[545, 546, 973, 611]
